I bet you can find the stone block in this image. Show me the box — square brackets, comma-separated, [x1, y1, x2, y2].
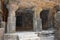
[1, 22, 6, 32]
[4, 34, 18, 40]
[0, 28, 4, 40]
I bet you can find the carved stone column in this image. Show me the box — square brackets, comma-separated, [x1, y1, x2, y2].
[33, 7, 42, 32]
[54, 11, 60, 40]
[33, 7, 38, 31]
[7, 3, 18, 33]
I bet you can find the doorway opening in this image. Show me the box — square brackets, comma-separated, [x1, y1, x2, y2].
[40, 9, 50, 30]
[16, 8, 34, 31]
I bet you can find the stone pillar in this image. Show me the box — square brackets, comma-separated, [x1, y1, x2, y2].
[33, 7, 42, 32]
[33, 15, 37, 31]
[0, 28, 4, 40]
[37, 8, 42, 32]
[37, 17, 42, 31]
[0, 0, 2, 28]
[0, 10, 5, 32]
[0, 12, 3, 28]
[33, 7, 38, 31]
[54, 11, 60, 40]
[7, 3, 18, 33]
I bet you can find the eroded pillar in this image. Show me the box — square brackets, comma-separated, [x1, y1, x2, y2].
[33, 7, 42, 32]
[55, 11, 60, 40]
[7, 3, 18, 33]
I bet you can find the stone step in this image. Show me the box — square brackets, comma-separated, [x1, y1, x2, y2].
[4, 31, 54, 40]
[20, 37, 40, 40]
[4, 35, 18, 40]
[4, 32, 39, 40]
[40, 36, 54, 40]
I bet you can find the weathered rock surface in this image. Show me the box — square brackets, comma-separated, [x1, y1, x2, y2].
[54, 11, 60, 40]
[0, 28, 4, 40]
[4, 31, 55, 40]
[4, 34, 18, 40]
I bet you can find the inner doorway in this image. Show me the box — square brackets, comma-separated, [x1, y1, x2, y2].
[40, 9, 50, 30]
[16, 8, 34, 31]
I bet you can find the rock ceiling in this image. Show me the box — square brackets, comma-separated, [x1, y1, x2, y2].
[8, 0, 59, 9]
[7, 0, 59, 18]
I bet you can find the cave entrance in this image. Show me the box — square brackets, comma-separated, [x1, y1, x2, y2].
[16, 8, 34, 31]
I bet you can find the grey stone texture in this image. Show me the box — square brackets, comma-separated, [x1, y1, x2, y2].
[0, 28, 4, 40]
[0, 12, 3, 28]
[7, 3, 18, 33]
[54, 11, 60, 40]
[4, 34, 18, 40]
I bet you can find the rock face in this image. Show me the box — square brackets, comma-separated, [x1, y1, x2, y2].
[0, 28, 4, 40]
[0, 13, 2, 28]
[55, 11, 60, 40]
[4, 34, 18, 40]
[38, 30, 54, 40]
[6, 0, 57, 32]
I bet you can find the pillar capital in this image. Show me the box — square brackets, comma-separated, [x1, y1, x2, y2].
[7, 3, 19, 12]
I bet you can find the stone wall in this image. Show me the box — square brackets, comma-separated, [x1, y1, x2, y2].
[6, 0, 58, 32]
[8, 0, 57, 18]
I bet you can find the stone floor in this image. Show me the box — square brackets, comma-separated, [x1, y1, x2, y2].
[4, 30, 55, 40]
